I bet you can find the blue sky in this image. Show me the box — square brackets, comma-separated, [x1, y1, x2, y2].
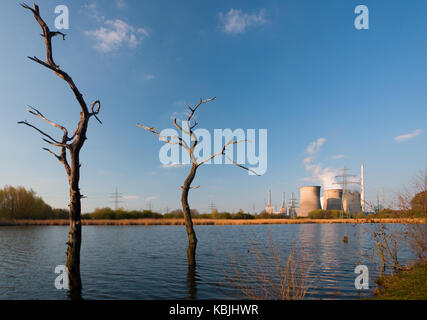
[0, 0, 426, 213]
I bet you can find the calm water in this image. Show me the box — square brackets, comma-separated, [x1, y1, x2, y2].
[0, 224, 415, 300]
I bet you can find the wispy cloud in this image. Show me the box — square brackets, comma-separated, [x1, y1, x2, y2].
[331, 154, 345, 160]
[145, 196, 157, 202]
[305, 138, 326, 155]
[218, 8, 267, 34]
[395, 129, 423, 143]
[303, 138, 343, 190]
[162, 163, 186, 169]
[115, 0, 127, 8]
[123, 195, 139, 200]
[85, 19, 149, 52]
[82, 3, 104, 22]
[144, 74, 156, 81]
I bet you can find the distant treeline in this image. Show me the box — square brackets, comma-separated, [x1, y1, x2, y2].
[82, 208, 258, 220]
[0, 186, 68, 220]
[2, 186, 426, 221]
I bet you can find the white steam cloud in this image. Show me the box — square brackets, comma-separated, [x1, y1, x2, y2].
[302, 138, 361, 191]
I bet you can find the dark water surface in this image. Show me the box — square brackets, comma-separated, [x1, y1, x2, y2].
[0, 224, 415, 300]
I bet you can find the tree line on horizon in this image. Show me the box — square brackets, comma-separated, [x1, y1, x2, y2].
[1, 185, 426, 221]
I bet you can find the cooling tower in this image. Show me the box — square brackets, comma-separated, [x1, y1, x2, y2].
[298, 186, 321, 217]
[343, 191, 362, 215]
[323, 189, 343, 211]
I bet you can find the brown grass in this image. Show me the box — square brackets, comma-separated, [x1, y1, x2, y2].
[220, 232, 312, 300]
[1, 218, 424, 226]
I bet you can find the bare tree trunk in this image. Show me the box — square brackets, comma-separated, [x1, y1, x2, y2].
[66, 155, 82, 292]
[181, 163, 198, 266]
[20, 3, 102, 297]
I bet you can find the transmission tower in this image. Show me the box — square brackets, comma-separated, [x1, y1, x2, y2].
[288, 192, 299, 219]
[110, 187, 123, 210]
[208, 201, 217, 212]
[334, 166, 359, 218]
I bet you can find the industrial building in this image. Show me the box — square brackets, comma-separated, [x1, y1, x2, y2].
[298, 186, 321, 217]
[264, 164, 366, 218]
[323, 189, 343, 211]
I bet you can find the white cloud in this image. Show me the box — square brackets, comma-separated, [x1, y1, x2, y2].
[395, 129, 423, 143]
[85, 19, 149, 52]
[162, 163, 186, 169]
[83, 3, 104, 22]
[218, 8, 267, 34]
[302, 139, 356, 190]
[115, 0, 127, 8]
[305, 138, 326, 155]
[123, 195, 139, 200]
[331, 154, 345, 160]
[145, 196, 157, 202]
[144, 74, 156, 81]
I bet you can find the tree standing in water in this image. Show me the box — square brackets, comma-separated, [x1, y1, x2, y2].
[19, 3, 102, 295]
[138, 97, 257, 266]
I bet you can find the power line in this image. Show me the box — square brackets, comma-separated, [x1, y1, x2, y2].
[109, 187, 123, 210]
[334, 166, 359, 218]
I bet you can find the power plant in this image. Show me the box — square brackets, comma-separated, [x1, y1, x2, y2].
[263, 164, 366, 218]
[343, 191, 362, 214]
[323, 189, 343, 211]
[298, 186, 321, 217]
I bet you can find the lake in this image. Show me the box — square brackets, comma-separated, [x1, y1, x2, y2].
[0, 224, 415, 300]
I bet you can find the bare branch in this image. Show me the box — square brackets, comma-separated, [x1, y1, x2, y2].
[187, 97, 216, 123]
[90, 100, 102, 124]
[27, 105, 70, 139]
[42, 147, 61, 160]
[137, 124, 191, 151]
[225, 155, 260, 176]
[18, 120, 66, 147]
[180, 185, 201, 190]
[196, 139, 246, 166]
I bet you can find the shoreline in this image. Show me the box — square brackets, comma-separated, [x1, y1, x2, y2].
[0, 218, 424, 226]
[372, 259, 427, 300]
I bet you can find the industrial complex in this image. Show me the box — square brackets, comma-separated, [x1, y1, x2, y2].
[265, 165, 366, 217]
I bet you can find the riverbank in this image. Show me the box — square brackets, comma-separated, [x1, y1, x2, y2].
[373, 260, 427, 300]
[0, 218, 424, 226]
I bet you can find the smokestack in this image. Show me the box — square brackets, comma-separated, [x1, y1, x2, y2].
[298, 186, 321, 217]
[268, 190, 272, 206]
[280, 192, 287, 215]
[323, 189, 343, 211]
[361, 165, 365, 212]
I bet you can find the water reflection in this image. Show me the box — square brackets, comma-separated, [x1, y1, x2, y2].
[0, 224, 416, 300]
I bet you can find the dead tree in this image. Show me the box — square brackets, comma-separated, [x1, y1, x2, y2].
[138, 97, 258, 265]
[19, 3, 102, 293]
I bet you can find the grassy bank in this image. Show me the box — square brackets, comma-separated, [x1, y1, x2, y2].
[373, 260, 427, 300]
[1, 218, 425, 226]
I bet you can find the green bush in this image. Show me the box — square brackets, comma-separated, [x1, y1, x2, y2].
[308, 209, 342, 219]
[84, 208, 163, 220]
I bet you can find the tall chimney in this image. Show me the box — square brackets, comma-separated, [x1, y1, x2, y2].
[361, 165, 365, 212]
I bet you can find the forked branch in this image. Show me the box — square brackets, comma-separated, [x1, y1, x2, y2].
[138, 97, 260, 175]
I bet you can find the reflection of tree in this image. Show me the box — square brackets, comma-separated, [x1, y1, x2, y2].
[186, 264, 198, 300]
